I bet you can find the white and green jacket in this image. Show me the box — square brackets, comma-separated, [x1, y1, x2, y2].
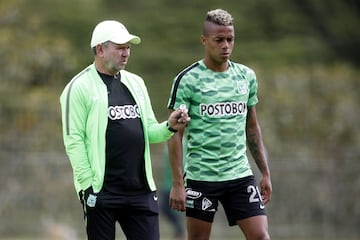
[60, 63, 173, 197]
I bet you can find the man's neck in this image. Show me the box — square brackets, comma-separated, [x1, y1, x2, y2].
[203, 59, 229, 72]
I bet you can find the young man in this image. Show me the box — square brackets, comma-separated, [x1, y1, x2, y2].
[60, 20, 189, 240]
[167, 9, 272, 240]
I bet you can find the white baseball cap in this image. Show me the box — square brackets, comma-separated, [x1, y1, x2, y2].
[90, 20, 141, 48]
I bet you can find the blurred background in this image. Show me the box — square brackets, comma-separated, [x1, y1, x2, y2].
[0, 0, 359, 239]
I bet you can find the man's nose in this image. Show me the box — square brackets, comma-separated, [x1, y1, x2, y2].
[122, 49, 130, 56]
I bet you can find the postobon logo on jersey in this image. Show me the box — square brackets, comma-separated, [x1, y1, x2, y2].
[199, 101, 247, 117]
[108, 105, 140, 120]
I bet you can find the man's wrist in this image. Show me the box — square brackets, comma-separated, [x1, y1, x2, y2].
[167, 122, 178, 132]
[172, 179, 184, 187]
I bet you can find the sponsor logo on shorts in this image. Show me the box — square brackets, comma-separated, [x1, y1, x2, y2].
[86, 194, 97, 207]
[201, 197, 213, 211]
[186, 188, 202, 199]
[186, 199, 194, 208]
[153, 194, 158, 201]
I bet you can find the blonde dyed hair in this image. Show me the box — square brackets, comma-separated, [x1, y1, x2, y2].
[205, 9, 233, 26]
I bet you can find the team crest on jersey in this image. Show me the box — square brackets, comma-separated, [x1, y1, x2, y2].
[237, 81, 248, 95]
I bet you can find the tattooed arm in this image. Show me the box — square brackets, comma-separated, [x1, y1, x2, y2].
[246, 106, 272, 204]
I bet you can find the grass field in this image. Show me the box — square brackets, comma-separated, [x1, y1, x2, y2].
[1, 213, 358, 240]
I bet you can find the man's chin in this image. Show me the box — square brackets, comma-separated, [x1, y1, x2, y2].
[114, 65, 126, 72]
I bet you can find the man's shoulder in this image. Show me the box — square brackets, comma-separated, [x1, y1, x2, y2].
[61, 65, 96, 97]
[175, 61, 202, 81]
[67, 64, 95, 86]
[120, 69, 143, 81]
[72, 66, 92, 81]
[230, 61, 253, 72]
[229, 61, 256, 79]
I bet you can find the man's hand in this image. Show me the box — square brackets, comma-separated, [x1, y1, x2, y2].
[259, 175, 272, 205]
[167, 104, 191, 131]
[169, 184, 186, 212]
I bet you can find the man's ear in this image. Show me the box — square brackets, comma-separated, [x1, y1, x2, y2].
[95, 44, 104, 56]
[200, 35, 206, 46]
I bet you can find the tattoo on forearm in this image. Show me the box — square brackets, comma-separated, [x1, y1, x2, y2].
[247, 133, 268, 174]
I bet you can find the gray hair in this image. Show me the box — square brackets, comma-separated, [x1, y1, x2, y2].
[205, 9, 233, 26]
[92, 41, 110, 55]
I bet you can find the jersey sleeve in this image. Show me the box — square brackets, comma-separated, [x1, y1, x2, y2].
[167, 72, 193, 111]
[60, 80, 93, 193]
[247, 68, 258, 107]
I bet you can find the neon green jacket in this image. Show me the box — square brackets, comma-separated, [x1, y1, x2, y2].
[60, 63, 173, 197]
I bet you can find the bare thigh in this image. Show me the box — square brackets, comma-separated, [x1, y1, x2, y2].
[237, 215, 270, 240]
[187, 217, 212, 240]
